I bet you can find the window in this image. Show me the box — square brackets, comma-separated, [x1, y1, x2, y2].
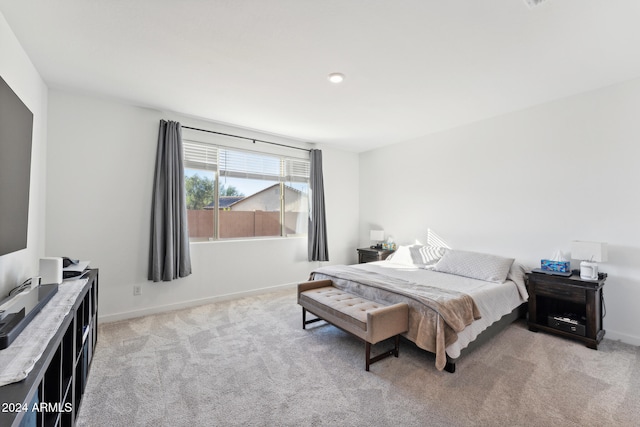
[183, 138, 310, 241]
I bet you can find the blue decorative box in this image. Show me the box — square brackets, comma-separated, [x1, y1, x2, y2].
[382, 242, 397, 250]
[541, 259, 570, 273]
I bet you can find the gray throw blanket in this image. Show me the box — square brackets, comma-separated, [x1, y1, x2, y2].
[310, 265, 481, 370]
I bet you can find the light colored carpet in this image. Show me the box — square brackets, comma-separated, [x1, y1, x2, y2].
[76, 288, 640, 427]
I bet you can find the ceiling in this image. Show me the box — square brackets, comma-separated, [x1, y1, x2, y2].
[2, 1, 640, 152]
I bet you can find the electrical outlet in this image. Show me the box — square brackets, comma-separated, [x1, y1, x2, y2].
[133, 285, 142, 296]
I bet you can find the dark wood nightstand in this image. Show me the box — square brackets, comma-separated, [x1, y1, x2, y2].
[357, 247, 395, 264]
[527, 271, 606, 349]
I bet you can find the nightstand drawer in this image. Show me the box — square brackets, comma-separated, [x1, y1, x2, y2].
[359, 253, 380, 263]
[533, 280, 585, 303]
[547, 315, 586, 336]
[357, 248, 395, 264]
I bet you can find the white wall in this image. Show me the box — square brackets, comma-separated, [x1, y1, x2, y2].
[0, 12, 48, 298]
[46, 90, 359, 321]
[360, 77, 640, 346]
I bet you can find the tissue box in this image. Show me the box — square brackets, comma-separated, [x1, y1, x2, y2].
[541, 259, 570, 273]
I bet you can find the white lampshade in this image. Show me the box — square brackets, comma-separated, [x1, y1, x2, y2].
[370, 230, 385, 241]
[571, 241, 608, 262]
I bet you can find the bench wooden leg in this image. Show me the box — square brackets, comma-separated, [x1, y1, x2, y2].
[302, 307, 324, 330]
[365, 335, 401, 372]
[366, 342, 371, 371]
[394, 335, 400, 357]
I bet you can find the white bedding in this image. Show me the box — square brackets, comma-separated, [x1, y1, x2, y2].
[345, 261, 527, 359]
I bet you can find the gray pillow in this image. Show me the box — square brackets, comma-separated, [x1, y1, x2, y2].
[433, 249, 515, 283]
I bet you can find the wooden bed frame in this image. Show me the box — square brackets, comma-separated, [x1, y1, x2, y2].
[309, 261, 529, 373]
[442, 303, 527, 373]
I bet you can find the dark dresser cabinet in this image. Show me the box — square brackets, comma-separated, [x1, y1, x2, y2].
[527, 271, 605, 349]
[0, 269, 99, 427]
[357, 247, 395, 264]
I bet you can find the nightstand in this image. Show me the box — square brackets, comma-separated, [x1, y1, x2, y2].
[527, 271, 606, 349]
[357, 247, 395, 264]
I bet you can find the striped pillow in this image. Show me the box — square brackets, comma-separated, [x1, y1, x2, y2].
[414, 245, 448, 268]
[387, 245, 447, 268]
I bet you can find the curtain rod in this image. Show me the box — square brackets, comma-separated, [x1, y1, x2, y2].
[181, 125, 311, 153]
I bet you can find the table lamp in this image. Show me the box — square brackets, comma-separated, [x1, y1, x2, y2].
[370, 230, 384, 249]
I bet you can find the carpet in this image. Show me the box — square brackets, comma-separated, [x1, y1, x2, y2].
[76, 288, 640, 426]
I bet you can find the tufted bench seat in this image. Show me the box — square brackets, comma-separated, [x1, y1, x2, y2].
[297, 279, 409, 371]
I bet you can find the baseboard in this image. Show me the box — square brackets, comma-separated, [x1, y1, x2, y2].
[605, 329, 640, 347]
[99, 282, 297, 324]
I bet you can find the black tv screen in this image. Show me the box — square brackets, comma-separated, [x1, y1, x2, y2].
[0, 75, 33, 256]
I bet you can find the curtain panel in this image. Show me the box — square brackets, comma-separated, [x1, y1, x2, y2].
[149, 120, 192, 281]
[308, 149, 329, 261]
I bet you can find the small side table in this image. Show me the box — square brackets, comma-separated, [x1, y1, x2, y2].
[527, 271, 606, 349]
[357, 247, 395, 264]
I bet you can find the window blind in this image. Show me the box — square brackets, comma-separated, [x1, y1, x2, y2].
[284, 158, 311, 183]
[183, 140, 217, 171]
[183, 140, 310, 182]
[219, 149, 280, 181]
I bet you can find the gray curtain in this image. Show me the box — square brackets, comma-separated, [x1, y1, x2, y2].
[148, 120, 192, 281]
[308, 149, 329, 261]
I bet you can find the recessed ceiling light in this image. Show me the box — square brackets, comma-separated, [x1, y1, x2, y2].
[524, 0, 548, 7]
[328, 73, 345, 83]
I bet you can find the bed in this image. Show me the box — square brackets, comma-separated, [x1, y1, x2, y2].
[309, 245, 529, 372]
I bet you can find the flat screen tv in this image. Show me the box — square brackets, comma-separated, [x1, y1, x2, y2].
[0, 75, 33, 256]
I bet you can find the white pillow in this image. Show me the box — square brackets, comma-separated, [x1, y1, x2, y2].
[386, 244, 447, 268]
[385, 245, 415, 266]
[507, 262, 529, 300]
[433, 249, 514, 283]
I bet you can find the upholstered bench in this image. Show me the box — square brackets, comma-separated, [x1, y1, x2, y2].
[297, 279, 409, 371]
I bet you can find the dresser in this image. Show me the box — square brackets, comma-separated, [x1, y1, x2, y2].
[0, 269, 99, 427]
[357, 247, 395, 264]
[527, 271, 605, 349]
